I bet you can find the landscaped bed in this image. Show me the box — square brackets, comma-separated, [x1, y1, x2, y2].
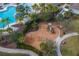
[61, 36, 79, 56]
[17, 43, 43, 56]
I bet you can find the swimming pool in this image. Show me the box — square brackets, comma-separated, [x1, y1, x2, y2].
[0, 6, 16, 29]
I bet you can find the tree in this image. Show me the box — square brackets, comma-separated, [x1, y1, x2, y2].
[38, 3, 59, 21]
[0, 18, 12, 45]
[38, 4, 50, 21]
[13, 31, 24, 44]
[39, 3, 46, 13]
[16, 5, 25, 13]
[47, 4, 59, 13]
[16, 13, 23, 23]
[16, 4, 31, 23]
[63, 11, 73, 19]
[40, 39, 56, 56]
[0, 18, 9, 30]
[28, 13, 39, 21]
[25, 5, 31, 15]
[32, 4, 40, 13]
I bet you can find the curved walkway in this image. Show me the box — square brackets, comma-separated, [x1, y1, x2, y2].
[55, 32, 79, 56]
[0, 46, 38, 56]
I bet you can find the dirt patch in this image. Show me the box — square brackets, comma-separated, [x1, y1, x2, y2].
[24, 22, 60, 50]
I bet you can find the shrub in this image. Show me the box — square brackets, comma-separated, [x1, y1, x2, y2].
[17, 43, 43, 56]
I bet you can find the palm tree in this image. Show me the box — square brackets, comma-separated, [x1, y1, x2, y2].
[0, 19, 6, 40]
[0, 18, 11, 33]
[0, 18, 8, 29]
[4, 18, 9, 29]
[6, 18, 11, 33]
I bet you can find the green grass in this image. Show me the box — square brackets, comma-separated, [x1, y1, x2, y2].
[60, 19, 79, 34]
[61, 36, 79, 56]
[63, 19, 79, 33]
[70, 20, 79, 32]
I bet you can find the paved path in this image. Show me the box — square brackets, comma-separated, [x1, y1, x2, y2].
[0, 46, 38, 56]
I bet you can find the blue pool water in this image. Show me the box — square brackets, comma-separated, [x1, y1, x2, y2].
[0, 6, 16, 28]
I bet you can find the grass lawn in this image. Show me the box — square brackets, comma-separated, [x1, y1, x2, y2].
[70, 19, 79, 32]
[61, 36, 79, 56]
[63, 19, 79, 33]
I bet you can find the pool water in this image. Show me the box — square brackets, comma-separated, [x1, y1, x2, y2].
[0, 6, 16, 28]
